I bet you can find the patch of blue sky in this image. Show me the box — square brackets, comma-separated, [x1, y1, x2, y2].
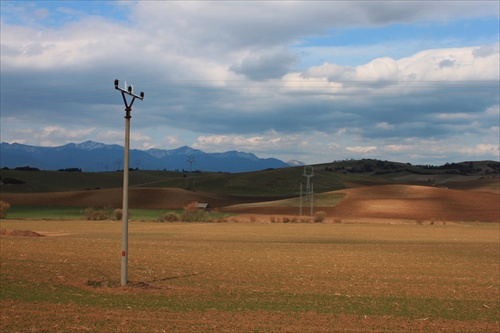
[1, 1, 130, 27]
[293, 18, 499, 67]
[310, 19, 498, 47]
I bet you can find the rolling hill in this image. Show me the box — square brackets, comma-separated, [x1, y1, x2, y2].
[1, 159, 498, 223]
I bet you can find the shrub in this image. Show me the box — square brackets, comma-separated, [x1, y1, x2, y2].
[114, 209, 123, 221]
[181, 201, 207, 222]
[93, 210, 109, 220]
[214, 216, 228, 223]
[159, 212, 180, 222]
[82, 207, 110, 220]
[184, 201, 199, 212]
[181, 210, 207, 222]
[313, 211, 327, 223]
[0, 201, 11, 219]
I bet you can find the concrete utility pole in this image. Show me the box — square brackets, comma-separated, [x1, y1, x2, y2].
[114, 79, 144, 286]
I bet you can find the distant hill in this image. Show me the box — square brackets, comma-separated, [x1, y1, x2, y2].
[0, 141, 297, 173]
[1, 157, 498, 196]
[1, 156, 498, 222]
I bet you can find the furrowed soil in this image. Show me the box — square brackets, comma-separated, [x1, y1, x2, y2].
[0, 188, 283, 210]
[1, 220, 499, 332]
[223, 184, 500, 222]
[2, 183, 499, 222]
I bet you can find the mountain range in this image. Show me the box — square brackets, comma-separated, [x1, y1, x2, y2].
[0, 141, 303, 173]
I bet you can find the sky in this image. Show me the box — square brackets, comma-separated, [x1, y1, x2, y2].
[1, 0, 499, 166]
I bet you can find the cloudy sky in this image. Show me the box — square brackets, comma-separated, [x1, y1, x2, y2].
[1, 0, 499, 165]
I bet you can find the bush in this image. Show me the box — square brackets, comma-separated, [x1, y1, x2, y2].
[159, 212, 180, 222]
[0, 201, 11, 219]
[181, 201, 207, 222]
[82, 207, 111, 220]
[114, 209, 123, 220]
[181, 210, 207, 222]
[313, 211, 327, 223]
[214, 216, 228, 223]
[184, 201, 199, 212]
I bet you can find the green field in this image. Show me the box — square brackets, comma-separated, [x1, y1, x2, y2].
[1, 220, 498, 332]
[6, 206, 175, 221]
[5, 160, 496, 195]
[1, 168, 347, 195]
[5, 206, 235, 222]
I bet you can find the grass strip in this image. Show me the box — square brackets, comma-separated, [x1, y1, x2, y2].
[1, 278, 497, 322]
[5, 206, 229, 221]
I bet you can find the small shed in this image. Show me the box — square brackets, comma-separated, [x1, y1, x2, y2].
[197, 203, 211, 212]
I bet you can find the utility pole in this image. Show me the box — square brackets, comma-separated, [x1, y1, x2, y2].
[186, 155, 196, 191]
[310, 183, 314, 218]
[299, 182, 302, 216]
[303, 166, 314, 218]
[114, 79, 144, 286]
[303, 166, 314, 201]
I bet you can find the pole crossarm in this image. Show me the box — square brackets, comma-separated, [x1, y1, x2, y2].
[114, 79, 144, 111]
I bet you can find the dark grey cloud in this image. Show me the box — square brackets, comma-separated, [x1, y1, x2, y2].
[1, 1, 498, 164]
[230, 51, 298, 80]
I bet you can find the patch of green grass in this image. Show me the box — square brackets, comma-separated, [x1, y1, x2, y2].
[6, 206, 83, 219]
[0, 167, 349, 196]
[4, 206, 235, 221]
[1, 278, 496, 322]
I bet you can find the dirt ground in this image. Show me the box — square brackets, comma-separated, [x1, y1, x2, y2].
[0, 229, 45, 237]
[223, 184, 500, 222]
[2, 183, 499, 223]
[1, 299, 497, 333]
[1, 221, 498, 332]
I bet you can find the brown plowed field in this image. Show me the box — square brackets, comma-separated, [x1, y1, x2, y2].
[0, 188, 281, 210]
[2, 183, 499, 222]
[329, 184, 499, 222]
[223, 184, 500, 222]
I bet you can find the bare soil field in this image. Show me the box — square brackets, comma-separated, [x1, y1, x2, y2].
[330, 184, 499, 222]
[224, 184, 500, 223]
[2, 181, 499, 222]
[0, 188, 282, 210]
[1, 220, 499, 332]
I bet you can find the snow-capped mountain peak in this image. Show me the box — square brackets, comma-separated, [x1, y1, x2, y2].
[1, 141, 290, 172]
[287, 160, 305, 167]
[74, 140, 108, 151]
